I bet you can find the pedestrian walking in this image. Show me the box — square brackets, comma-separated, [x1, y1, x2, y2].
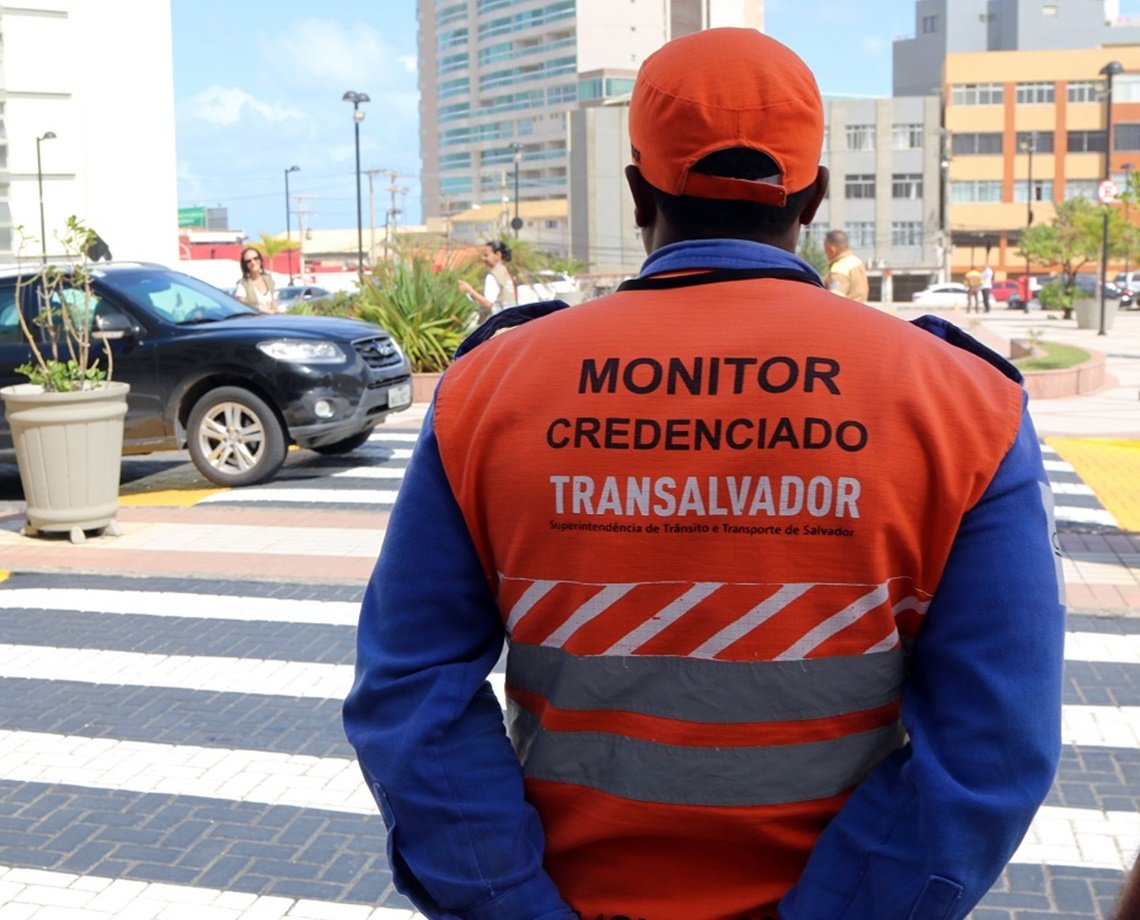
[965, 266, 983, 313]
[981, 263, 994, 312]
[344, 27, 1064, 920]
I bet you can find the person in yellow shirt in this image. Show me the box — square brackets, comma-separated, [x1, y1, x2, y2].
[823, 230, 869, 302]
[964, 267, 983, 313]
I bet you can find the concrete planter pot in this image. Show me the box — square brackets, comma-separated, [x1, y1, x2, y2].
[0, 381, 130, 543]
[1074, 297, 1117, 331]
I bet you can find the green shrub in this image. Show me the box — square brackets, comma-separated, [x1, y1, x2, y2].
[356, 258, 478, 373]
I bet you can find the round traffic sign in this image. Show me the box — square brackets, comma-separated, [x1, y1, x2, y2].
[1098, 178, 1119, 203]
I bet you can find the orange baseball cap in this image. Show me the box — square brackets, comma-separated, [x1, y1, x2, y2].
[629, 28, 824, 207]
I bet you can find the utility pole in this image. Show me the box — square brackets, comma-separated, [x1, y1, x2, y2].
[293, 194, 317, 280]
[383, 169, 405, 256]
[363, 168, 382, 265]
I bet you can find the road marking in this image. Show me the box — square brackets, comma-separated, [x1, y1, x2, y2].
[199, 488, 401, 505]
[0, 588, 361, 625]
[0, 864, 425, 919]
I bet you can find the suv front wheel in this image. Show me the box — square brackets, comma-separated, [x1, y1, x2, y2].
[187, 386, 287, 487]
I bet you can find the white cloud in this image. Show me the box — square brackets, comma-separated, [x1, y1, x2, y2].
[185, 85, 303, 126]
[260, 18, 401, 88]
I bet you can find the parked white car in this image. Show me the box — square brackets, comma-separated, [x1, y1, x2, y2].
[911, 282, 969, 309]
[516, 271, 583, 305]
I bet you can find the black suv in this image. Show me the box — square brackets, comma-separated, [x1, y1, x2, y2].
[0, 263, 413, 486]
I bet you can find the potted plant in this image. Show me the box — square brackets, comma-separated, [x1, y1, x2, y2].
[0, 216, 130, 543]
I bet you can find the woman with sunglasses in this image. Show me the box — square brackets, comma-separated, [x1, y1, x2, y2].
[234, 247, 278, 313]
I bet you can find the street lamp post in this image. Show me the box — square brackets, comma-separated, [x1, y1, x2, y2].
[510, 142, 523, 237]
[284, 165, 299, 283]
[35, 131, 56, 264]
[1099, 60, 1124, 336]
[1124, 162, 1134, 280]
[1019, 132, 1035, 312]
[342, 91, 370, 277]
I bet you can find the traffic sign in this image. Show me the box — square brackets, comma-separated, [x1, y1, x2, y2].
[1098, 179, 1119, 204]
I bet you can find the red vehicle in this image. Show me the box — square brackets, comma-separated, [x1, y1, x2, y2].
[990, 279, 1019, 303]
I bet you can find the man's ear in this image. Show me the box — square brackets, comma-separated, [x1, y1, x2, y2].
[625, 165, 658, 229]
[799, 166, 829, 226]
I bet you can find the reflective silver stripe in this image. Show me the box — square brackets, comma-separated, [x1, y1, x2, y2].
[510, 704, 905, 806]
[507, 643, 903, 723]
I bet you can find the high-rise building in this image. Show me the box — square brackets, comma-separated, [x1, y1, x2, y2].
[894, 0, 1140, 97]
[417, 0, 764, 248]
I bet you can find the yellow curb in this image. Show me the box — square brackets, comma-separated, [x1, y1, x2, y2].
[0, 570, 9, 583]
[1047, 437, 1140, 532]
[118, 488, 228, 508]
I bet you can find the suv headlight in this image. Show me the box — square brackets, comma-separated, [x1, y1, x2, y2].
[257, 339, 346, 364]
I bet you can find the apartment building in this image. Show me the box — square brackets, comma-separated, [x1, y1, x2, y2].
[0, 1, 179, 265]
[944, 45, 1140, 277]
[417, 0, 763, 252]
[894, 0, 1140, 96]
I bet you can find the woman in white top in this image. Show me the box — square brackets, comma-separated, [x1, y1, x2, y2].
[234, 247, 278, 313]
[458, 240, 517, 322]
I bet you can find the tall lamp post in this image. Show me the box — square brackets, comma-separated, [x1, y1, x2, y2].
[1019, 132, 1036, 312]
[1123, 162, 1134, 281]
[284, 165, 299, 283]
[1099, 60, 1124, 336]
[35, 131, 56, 264]
[509, 142, 523, 237]
[342, 91, 370, 277]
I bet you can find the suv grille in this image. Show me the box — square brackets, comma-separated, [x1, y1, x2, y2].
[353, 335, 403, 371]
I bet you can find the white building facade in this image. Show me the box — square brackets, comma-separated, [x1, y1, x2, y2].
[0, 0, 178, 266]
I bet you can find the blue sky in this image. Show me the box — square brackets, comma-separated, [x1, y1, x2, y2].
[170, 1, 1140, 238]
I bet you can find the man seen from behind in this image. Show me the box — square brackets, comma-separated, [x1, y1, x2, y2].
[344, 27, 1064, 920]
[822, 228, 869, 302]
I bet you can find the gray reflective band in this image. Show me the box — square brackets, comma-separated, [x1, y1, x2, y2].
[506, 642, 903, 723]
[510, 704, 905, 806]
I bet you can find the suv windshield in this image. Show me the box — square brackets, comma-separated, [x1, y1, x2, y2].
[97, 269, 257, 324]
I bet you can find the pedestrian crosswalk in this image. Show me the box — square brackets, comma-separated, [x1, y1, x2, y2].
[0, 427, 1133, 919]
[0, 571, 1136, 918]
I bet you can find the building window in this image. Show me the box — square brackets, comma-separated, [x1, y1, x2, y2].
[1014, 179, 1054, 203]
[846, 124, 875, 151]
[1068, 80, 1100, 103]
[1066, 130, 1107, 153]
[1116, 124, 1140, 151]
[950, 83, 1004, 105]
[892, 173, 923, 199]
[922, 14, 938, 33]
[950, 180, 1003, 203]
[1116, 74, 1140, 103]
[951, 132, 1003, 155]
[891, 221, 923, 246]
[845, 174, 876, 199]
[1016, 82, 1055, 104]
[845, 222, 875, 248]
[1016, 131, 1054, 153]
[1065, 179, 1099, 200]
[892, 123, 924, 150]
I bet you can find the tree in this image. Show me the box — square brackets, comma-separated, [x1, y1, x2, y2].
[1018, 197, 1132, 301]
[257, 233, 296, 262]
[798, 236, 829, 278]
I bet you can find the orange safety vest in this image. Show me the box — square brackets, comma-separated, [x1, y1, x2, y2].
[433, 276, 1023, 919]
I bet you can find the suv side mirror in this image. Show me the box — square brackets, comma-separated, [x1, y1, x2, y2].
[94, 312, 136, 341]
